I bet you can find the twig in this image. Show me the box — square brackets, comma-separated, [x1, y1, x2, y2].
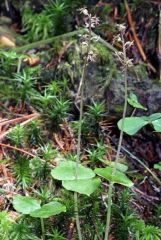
[0, 113, 39, 127]
[0, 143, 36, 157]
[158, 3, 161, 81]
[124, 0, 156, 73]
[132, 187, 160, 202]
[0, 114, 39, 141]
[125, 0, 146, 61]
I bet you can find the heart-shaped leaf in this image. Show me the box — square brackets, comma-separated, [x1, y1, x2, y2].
[105, 161, 128, 172]
[152, 118, 161, 132]
[117, 117, 148, 135]
[154, 162, 161, 171]
[62, 178, 101, 196]
[147, 113, 161, 122]
[13, 195, 41, 214]
[127, 93, 147, 110]
[51, 161, 95, 180]
[30, 202, 66, 218]
[94, 167, 133, 187]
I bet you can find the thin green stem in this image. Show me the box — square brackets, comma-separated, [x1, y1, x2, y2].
[14, 29, 86, 52]
[40, 218, 45, 240]
[17, 58, 22, 73]
[74, 18, 92, 240]
[104, 31, 128, 240]
[104, 182, 113, 240]
[75, 33, 91, 170]
[13, 28, 116, 53]
[74, 192, 82, 240]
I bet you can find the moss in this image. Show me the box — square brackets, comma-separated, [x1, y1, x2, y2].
[93, 42, 113, 63]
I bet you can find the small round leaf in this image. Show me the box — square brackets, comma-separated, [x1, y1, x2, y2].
[30, 202, 66, 218]
[51, 161, 95, 180]
[62, 178, 101, 196]
[117, 117, 148, 135]
[94, 167, 133, 187]
[13, 195, 41, 214]
[152, 118, 161, 132]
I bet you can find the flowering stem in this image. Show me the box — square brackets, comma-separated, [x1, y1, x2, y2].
[104, 30, 128, 240]
[74, 13, 92, 240]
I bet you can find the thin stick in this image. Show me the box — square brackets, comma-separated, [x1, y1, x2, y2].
[0, 114, 39, 140]
[0, 113, 39, 127]
[125, 0, 156, 73]
[0, 143, 36, 157]
[158, 3, 161, 81]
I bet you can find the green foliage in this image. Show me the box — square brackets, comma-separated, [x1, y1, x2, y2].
[26, 120, 43, 145]
[22, 8, 53, 41]
[51, 160, 101, 195]
[86, 142, 106, 164]
[0, 211, 12, 240]
[13, 195, 66, 218]
[86, 101, 106, 120]
[13, 196, 41, 214]
[154, 162, 161, 171]
[30, 202, 66, 218]
[48, 229, 65, 240]
[0, 3, 160, 239]
[22, 0, 84, 41]
[33, 89, 56, 109]
[112, 190, 161, 240]
[105, 161, 128, 173]
[0, 50, 21, 74]
[94, 42, 113, 63]
[33, 187, 52, 204]
[118, 117, 148, 135]
[47, 97, 70, 124]
[95, 167, 133, 187]
[127, 92, 147, 110]
[51, 161, 95, 180]
[8, 125, 26, 147]
[13, 69, 37, 102]
[118, 113, 161, 135]
[33, 144, 58, 179]
[10, 222, 39, 240]
[39, 144, 56, 162]
[112, 189, 138, 240]
[33, 89, 70, 127]
[62, 177, 101, 196]
[47, 80, 63, 96]
[85, 101, 106, 135]
[44, 0, 68, 35]
[13, 155, 32, 189]
[29, 157, 45, 178]
[72, 101, 106, 137]
[132, 221, 161, 240]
